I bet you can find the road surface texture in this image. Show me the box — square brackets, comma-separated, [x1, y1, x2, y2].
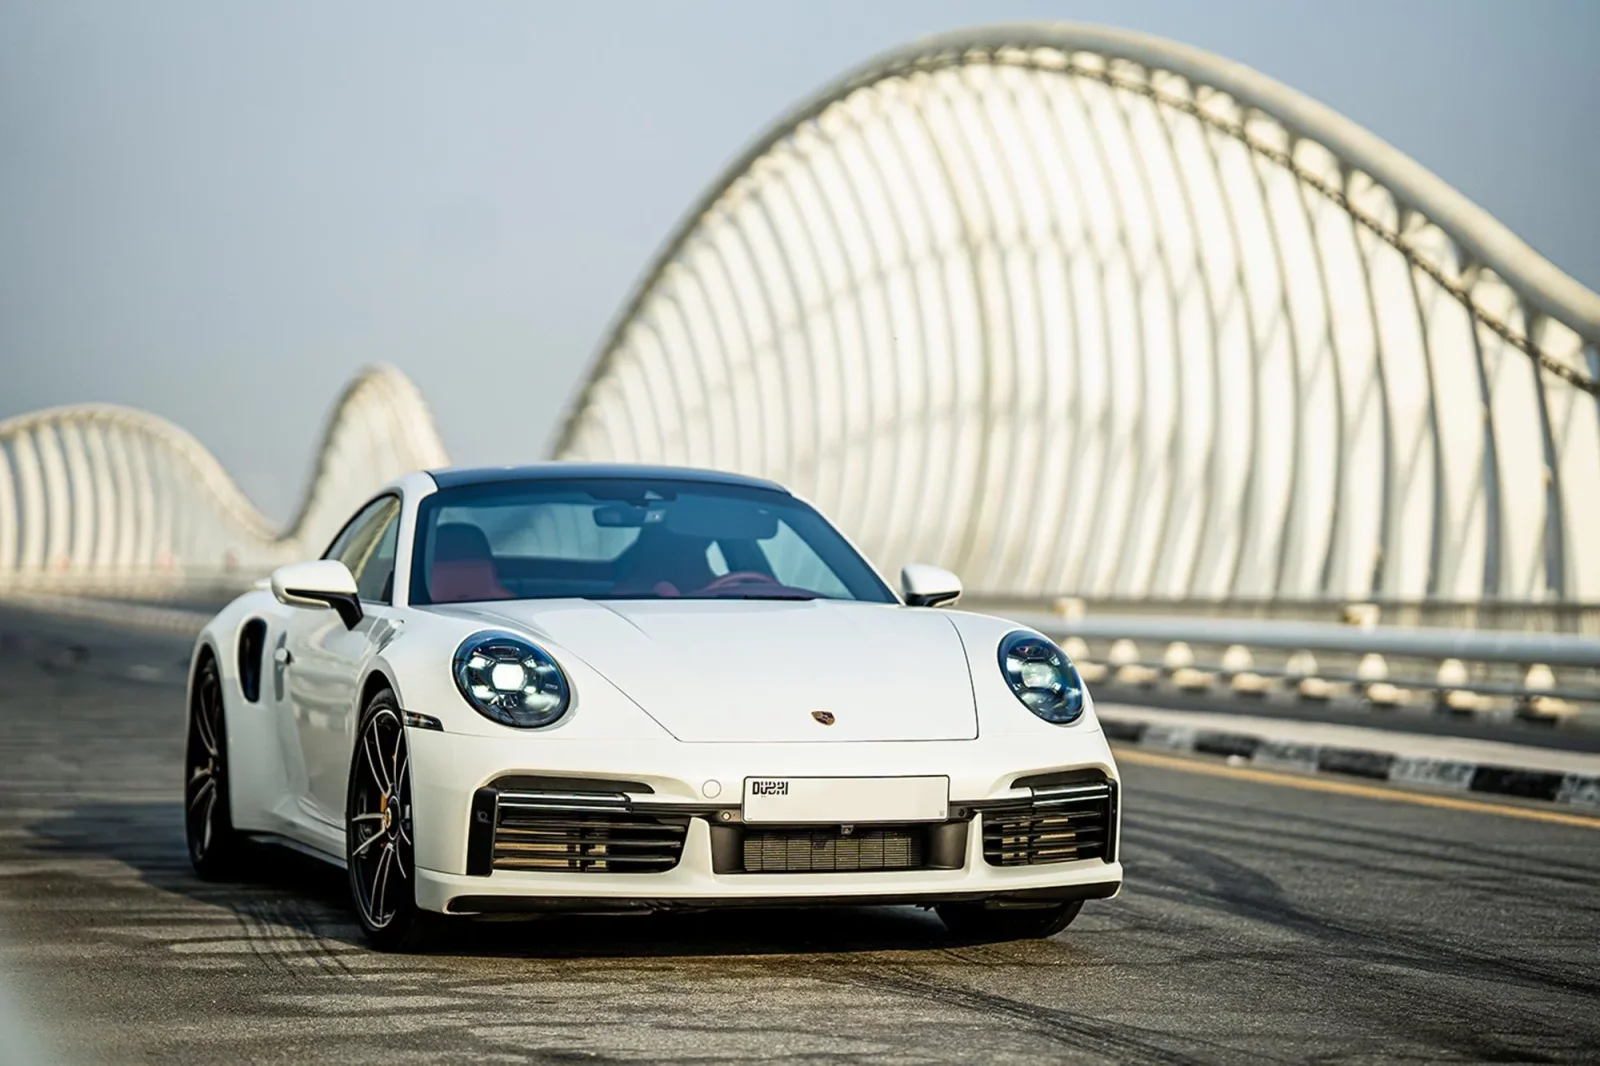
[1, 608, 1596, 1064]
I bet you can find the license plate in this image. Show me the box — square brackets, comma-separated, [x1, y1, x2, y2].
[741, 776, 949, 824]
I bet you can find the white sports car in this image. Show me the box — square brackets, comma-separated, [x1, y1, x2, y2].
[184, 464, 1122, 950]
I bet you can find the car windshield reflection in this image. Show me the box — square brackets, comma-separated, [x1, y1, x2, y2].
[408, 477, 896, 607]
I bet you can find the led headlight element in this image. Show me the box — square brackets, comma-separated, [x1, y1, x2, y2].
[452, 631, 570, 728]
[998, 631, 1085, 724]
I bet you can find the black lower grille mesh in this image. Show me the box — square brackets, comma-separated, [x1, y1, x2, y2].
[493, 809, 689, 873]
[742, 826, 925, 873]
[982, 787, 1113, 866]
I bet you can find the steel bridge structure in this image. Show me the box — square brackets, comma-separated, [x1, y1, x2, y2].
[553, 24, 1600, 614]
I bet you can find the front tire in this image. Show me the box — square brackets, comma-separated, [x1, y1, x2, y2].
[347, 689, 439, 951]
[936, 899, 1083, 941]
[185, 654, 245, 879]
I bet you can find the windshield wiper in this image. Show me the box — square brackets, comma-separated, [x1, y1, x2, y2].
[680, 591, 819, 601]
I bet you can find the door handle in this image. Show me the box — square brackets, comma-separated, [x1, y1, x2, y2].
[274, 647, 294, 667]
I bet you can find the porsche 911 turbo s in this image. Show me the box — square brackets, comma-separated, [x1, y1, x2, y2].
[183, 464, 1122, 950]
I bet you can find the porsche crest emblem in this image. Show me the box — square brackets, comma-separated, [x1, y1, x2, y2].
[810, 710, 836, 726]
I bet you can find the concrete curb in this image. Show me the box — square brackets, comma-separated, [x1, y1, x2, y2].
[1102, 714, 1600, 811]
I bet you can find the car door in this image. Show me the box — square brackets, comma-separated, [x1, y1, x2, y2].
[281, 495, 403, 832]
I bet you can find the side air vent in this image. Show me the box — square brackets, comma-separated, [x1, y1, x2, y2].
[237, 619, 267, 703]
[982, 779, 1117, 867]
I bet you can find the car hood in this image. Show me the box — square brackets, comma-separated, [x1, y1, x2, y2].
[435, 599, 978, 743]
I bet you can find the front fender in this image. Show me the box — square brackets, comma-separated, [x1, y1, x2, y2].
[369, 608, 675, 742]
[941, 608, 1108, 742]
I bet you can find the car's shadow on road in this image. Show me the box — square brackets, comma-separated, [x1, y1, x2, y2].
[24, 801, 992, 960]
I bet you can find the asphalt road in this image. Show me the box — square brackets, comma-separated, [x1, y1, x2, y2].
[1, 608, 1597, 1065]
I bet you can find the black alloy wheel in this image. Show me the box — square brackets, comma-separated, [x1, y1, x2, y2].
[347, 689, 438, 951]
[185, 654, 244, 878]
[936, 899, 1084, 941]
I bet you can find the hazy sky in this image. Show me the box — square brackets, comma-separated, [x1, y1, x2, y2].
[2, 0, 1596, 522]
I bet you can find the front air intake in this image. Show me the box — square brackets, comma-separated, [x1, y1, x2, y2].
[981, 779, 1117, 867]
[486, 788, 690, 873]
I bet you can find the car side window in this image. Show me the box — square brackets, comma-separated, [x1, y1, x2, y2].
[323, 496, 402, 603]
[354, 510, 401, 603]
[323, 497, 389, 562]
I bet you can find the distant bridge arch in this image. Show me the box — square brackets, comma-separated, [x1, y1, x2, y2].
[0, 365, 447, 594]
[553, 23, 1600, 605]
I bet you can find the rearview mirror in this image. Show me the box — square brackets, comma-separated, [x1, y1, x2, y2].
[271, 560, 363, 629]
[901, 563, 962, 608]
[663, 497, 780, 540]
[593, 502, 648, 528]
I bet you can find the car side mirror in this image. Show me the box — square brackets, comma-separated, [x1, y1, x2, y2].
[901, 563, 962, 608]
[271, 560, 363, 629]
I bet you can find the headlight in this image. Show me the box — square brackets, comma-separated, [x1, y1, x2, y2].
[998, 631, 1085, 724]
[452, 631, 571, 728]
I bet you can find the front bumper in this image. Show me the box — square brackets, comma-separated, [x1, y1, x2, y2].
[407, 727, 1123, 915]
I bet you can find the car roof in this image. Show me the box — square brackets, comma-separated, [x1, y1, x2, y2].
[426, 462, 790, 494]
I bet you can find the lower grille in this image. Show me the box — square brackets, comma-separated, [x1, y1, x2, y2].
[493, 808, 689, 873]
[741, 826, 926, 873]
[982, 781, 1115, 867]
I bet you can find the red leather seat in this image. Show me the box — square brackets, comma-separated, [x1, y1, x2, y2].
[429, 523, 513, 603]
[612, 531, 715, 597]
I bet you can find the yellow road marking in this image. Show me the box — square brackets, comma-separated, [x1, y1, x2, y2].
[1115, 747, 1600, 829]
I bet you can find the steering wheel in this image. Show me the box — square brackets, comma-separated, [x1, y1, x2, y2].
[698, 570, 784, 594]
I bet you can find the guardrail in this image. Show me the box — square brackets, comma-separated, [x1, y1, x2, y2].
[976, 596, 1600, 637]
[974, 599, 1600, 725]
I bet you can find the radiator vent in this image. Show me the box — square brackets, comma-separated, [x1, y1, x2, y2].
[741, 826, 926, 873]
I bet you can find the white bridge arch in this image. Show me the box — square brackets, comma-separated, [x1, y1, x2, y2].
[553, 23, 1600, 606]
[0, 366, 447, 595]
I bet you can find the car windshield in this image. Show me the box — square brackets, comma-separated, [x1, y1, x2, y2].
[409, 477, 897, 606]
